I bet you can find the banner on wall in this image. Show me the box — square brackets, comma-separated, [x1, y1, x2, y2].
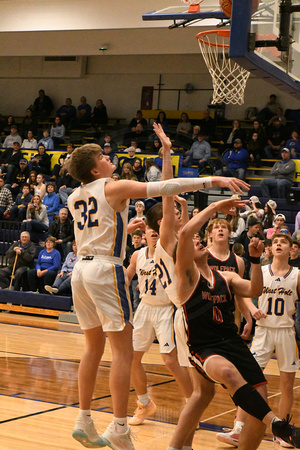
[141, 86, 154, 110]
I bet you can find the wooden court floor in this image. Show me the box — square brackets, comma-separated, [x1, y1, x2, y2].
[0, 312, 299, 450]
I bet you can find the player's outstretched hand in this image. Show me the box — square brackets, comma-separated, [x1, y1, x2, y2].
[213, 198, 247, 215]
[174, 195, 187, 206]
[249, 237, 264, 257]
[213, 176, 250, 195]
[153, 123, 172, 150]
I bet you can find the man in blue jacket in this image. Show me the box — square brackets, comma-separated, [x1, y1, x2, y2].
[218, 138, 249, 180]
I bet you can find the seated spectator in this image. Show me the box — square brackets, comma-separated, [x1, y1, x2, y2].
[261, 199, 277, 231]
[183, 132, 211, 174]
[191, 125, 201, 141]
[48, 208, 74, 259]
[2, 125, 22, 148]
[129, 201, 145, 223]
[154, 148, 163, 171]
[150, 138, 161, 153]
[286, 130, 300, 158]
[70, 96, 92, 128]
[128, 110, 147, 131]
[217, 138, 248, 180]
[56, 98, 76, 125]
[10, 183, 32, 222]
[247, 132, 263, 168]
[122, 147, 137, 167]
[199, 109, 216, 143]
[0, 177, 13, 219]
[27, 170, 37, 195]
[268, 106, 287, 127]
[21, 130, 37, 150]
[36, 129, 54, 151]
[225, 206, 245, 245]
[295, 211, 300, 233]
[174, 112, 192, 148]
[279, 224, 291, 236]
[3, 115, 16, 135]
[246, 120, 266, 147]
[34, 173, 47, 199]
[51, 143, 75, 181]
[57, 169, 80, 207]
[28, 144, 51, 175]
[264, 117, 287, 159]
[32, 89, 54, 120]
[149, 111, 168, 141]
[132, 157, 145, 182]
[266, 213, 286, 238]
[0, 142, 23, 184]
[261, 147, 295, 198]
[42, 182, 60, 224]
[144, 159, 161, 182]
[128, 123, 148, 150]
[27, 236, 61, 293]
[21, 194, 49, 243]
[260, 239, 273, 266]
[289, 240, 300, 267]
[111, 173, 120, 181]
[45, 240, 78, 296]
[21, 109, 38, 138]
[98, 133, 118, 152]
[240, 195, 264, 225]
[190, 207, 200, 219]
[50, 116, 66, 147]
[91, 99, 108, 129]
[103, 142, 119, 171]
[0, 231, 35, 290]
[234, 216, 264, 278]
[219, 119, 246, 155]
[6, 158, 30, 196]
[257, 93, 281, 123]
[120, 162, 137, 181]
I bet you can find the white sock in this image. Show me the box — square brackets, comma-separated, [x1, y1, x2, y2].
[271, 416, 281, 424]
[167, 447, 181, 450]
[137, 393, 150, 406]
[114, 416, 128, 434]
[185, 397, 191, 403]
[79, 409, 92, 424]
[234, 420, 244, 430]
[182, 446, 193, 450]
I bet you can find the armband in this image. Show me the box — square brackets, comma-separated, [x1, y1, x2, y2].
[249, 256, 260, 264]
[146, 177, 212, 198]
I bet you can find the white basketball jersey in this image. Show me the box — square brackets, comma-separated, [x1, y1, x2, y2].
[136, 247, 171, 306]
[154, 239, 180, 308]
[68, 178, 128, 259]
[257, 265, 299, 328]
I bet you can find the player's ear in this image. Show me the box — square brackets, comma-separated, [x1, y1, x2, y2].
[157, 219, 162, 226]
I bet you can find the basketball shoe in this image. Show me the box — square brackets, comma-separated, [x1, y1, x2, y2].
[216, 421, 244, 447]
[72, 416, 107, 448]
[273, 436, 294, 448]
[128, 398, 157, 425]
[272, 416, 300, 448]
[101, 421, 136, 449]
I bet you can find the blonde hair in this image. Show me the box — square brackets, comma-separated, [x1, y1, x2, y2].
[67, 143, 102, 184]
[206, 218, 232, 234]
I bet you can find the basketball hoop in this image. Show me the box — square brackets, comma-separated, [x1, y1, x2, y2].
[196, 29, 250, 105]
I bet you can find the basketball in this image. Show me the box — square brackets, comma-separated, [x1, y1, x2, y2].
[220, 0, 232, 18]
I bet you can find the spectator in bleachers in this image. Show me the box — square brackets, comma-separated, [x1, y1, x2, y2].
[27, 236, 61, 293]
[268, 106, 287, 127]
[50, 143, 74, 181]
[286, 130, 300, 158]
[21, 130, 37, 150]
[36, 129, 54, 151]
[98, 133, 118, 152]
[28, 144, 51, 175]
[289, 240, 300, 268]
[257, 93, 281, 123]
[225, 206, 245, 246]
[174, 112, 192, 148]
[219, 119, 246, 155]
[246, 120, 266, 147]
[144, 159, 162, 182]
[262, 199, 277, 231]
[128, 123, 148, 150]
[132, 157, 145, 182]
[103, 142, 119, 171]
[260, 239, 273, 266]
[266, 213, 286, 238]
[150, 138, 161, 153]
[21, 194, 49, 243]
[154, 148, 164, 171]
[295, 211, 300, 233]
[0, 177, 13, 219]
[261, 147, 295, 198]
[264, 117, 287, 159]
[45, 240, 78, 296]
[21, 109, 38, 138]
[199, 109, 216, 143]
[91, 99, 108, 129]
[6, 158, 30, 196]
[183, 131, 211, 174]
[129, 110, 147, 131]
[2, 125, 22, 149]
[120, 162, 137, 181]
[34, 173, 46, 200]
[192, 125, 201, 141]
[124, 229, 144, 312]
[27, 170, 37, 195]
[48, 207, 74, 259]
[42, 182, 60, 224]
[0, 142, 23, 183]
[70, 96, 92, 129]
[0, 231, 35, 290]
[56, 98, 76, 126]
[234, 216, 264, 278]
[240, 195, 264, 226]
[3, 115, 16, 134]
[10, 183, 32, 222]
[217, 138, 248, 180]
[148, 111, 169, 142]
[122, 147, 137, 167]
[247, 132, 263, 168]
[50, 116, 66, 148]
[33, 89, 54, 120]
[57, 168, 80, 206]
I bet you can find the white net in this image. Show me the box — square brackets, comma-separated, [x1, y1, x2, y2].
[197, 30, 250, 105]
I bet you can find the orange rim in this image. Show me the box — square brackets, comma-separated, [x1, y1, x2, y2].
[196, 29, 230, 48]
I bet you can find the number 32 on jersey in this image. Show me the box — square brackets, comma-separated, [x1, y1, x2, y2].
[74, 196, 99, 230]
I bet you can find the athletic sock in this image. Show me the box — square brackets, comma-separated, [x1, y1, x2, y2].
[234, 420, 244, 430]
[271, 417, 281, 425]
[182, 446, 193, 450]
[79, 409, 93, 424]
[185, 397, 191, 403]
[113, 416, 128, 434]
[137, 393, 150, 406]
[167, 447, 181, 450]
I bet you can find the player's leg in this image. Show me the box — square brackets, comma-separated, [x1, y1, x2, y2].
[161, 348, 193, 399]
[278, 371, 296, 419]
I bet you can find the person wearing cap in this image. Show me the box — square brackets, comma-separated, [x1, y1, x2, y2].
[27, 236, 61, 294]
[219, 138, 249, 181]
[240, 195, 264, 226]
[261, 148, 295, 198]
[103, 141, 119, 170]
[266, 213, 286, 238]
[235, 216, 264, 278]
[6, 158, 30, 196]
[9, 183, 32, 222]
[264, 116, 287, 159]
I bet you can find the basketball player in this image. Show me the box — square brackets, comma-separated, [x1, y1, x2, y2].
[67, 127, 248, 449]
[168, 198, 300, 450]
[126, 224, 192, 426]
[221, 233, 300, 448]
